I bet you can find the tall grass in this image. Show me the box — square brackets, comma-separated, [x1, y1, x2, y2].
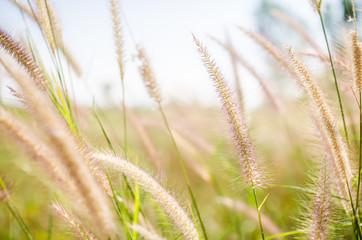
[0, 0, 362, 239]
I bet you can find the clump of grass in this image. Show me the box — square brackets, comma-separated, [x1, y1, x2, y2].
[193, 34, 266, 240]
[136, 43, 208, 240]
[2, 1, 362, 239]
[286, 46, 352, 213]
[0, 29, 115, 238]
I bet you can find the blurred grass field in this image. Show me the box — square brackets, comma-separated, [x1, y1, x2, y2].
[0, 0, 361, 239]
[0, 99, 345, 239]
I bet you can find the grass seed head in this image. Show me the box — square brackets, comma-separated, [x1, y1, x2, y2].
[351, 30, 362, 91]
[286, 46, 352, 212]
[110, 0, 125, 80]
[0, 28, 47, 90]
[193, 34, 262, 187]
[137, 47, 162, 103]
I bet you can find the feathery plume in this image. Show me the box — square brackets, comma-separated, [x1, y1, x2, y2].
[309, 161, 331, 240]
[237, 26, 297, 79]
[94, 153, 199, 240]
[131, 225, 166, 240]
[0, 55, 109, 198]
[10, 0, 82, 76]
[40, 0, 83, 77]
[0, 28, 46, 89]
[51, 203, 98, 240]
[36, 0, 56, 53]
[137, 47, 162, 103]
[2, 54, 115, 236]
[286, 47, 352, 212]
[351, 30, 362, 91]
[310, 0, 321, 12]
[45, 0, 62, 42]
[75, 138, 113, 197]
[313, 114, 350, 212]
[110, 0, 125, 80]
[193, 34, 262, 187]
[218, 197, 281, 235]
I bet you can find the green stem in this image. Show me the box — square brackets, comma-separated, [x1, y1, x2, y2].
[158, 104, 189, 184]
[121, 79, 128, 156]
[346, 180, 362, 239]
[353, 1, 362, 238]
[265, 230, 302, 240]
[132, 162, 140, 240]
[158, 103, 208, 240]
[107, 174, 133, 240]
[356, 89, 362, 240]
[252, 187, 265, 240]
[318, 10, 349, 145]
[357, 91, 362, 209]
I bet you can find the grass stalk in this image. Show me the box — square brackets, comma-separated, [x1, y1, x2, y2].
[317, 9, 349, 145]
[265, 230, 302, 239]
[110, 0, 128, 155]
[107, 174, 133, 240]
[349, 1, 362, 237]
[122, 83, 128, 155]
[357, 91, 362, 224]
[132, 161, 140, 240]
[252, 187, 265, 240]
[346, 180, 362, 239]
[158, 103, 208, 240]
[350, 0, 362, 231]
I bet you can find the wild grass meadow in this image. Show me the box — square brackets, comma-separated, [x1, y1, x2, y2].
[0, 0, 361, 239]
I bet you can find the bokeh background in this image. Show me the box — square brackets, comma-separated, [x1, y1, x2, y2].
[0, 0, 361, 239]
[0, 0, 358, 109]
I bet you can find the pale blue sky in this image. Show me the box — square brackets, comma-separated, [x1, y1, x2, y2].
[0, 0, 344, 109]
